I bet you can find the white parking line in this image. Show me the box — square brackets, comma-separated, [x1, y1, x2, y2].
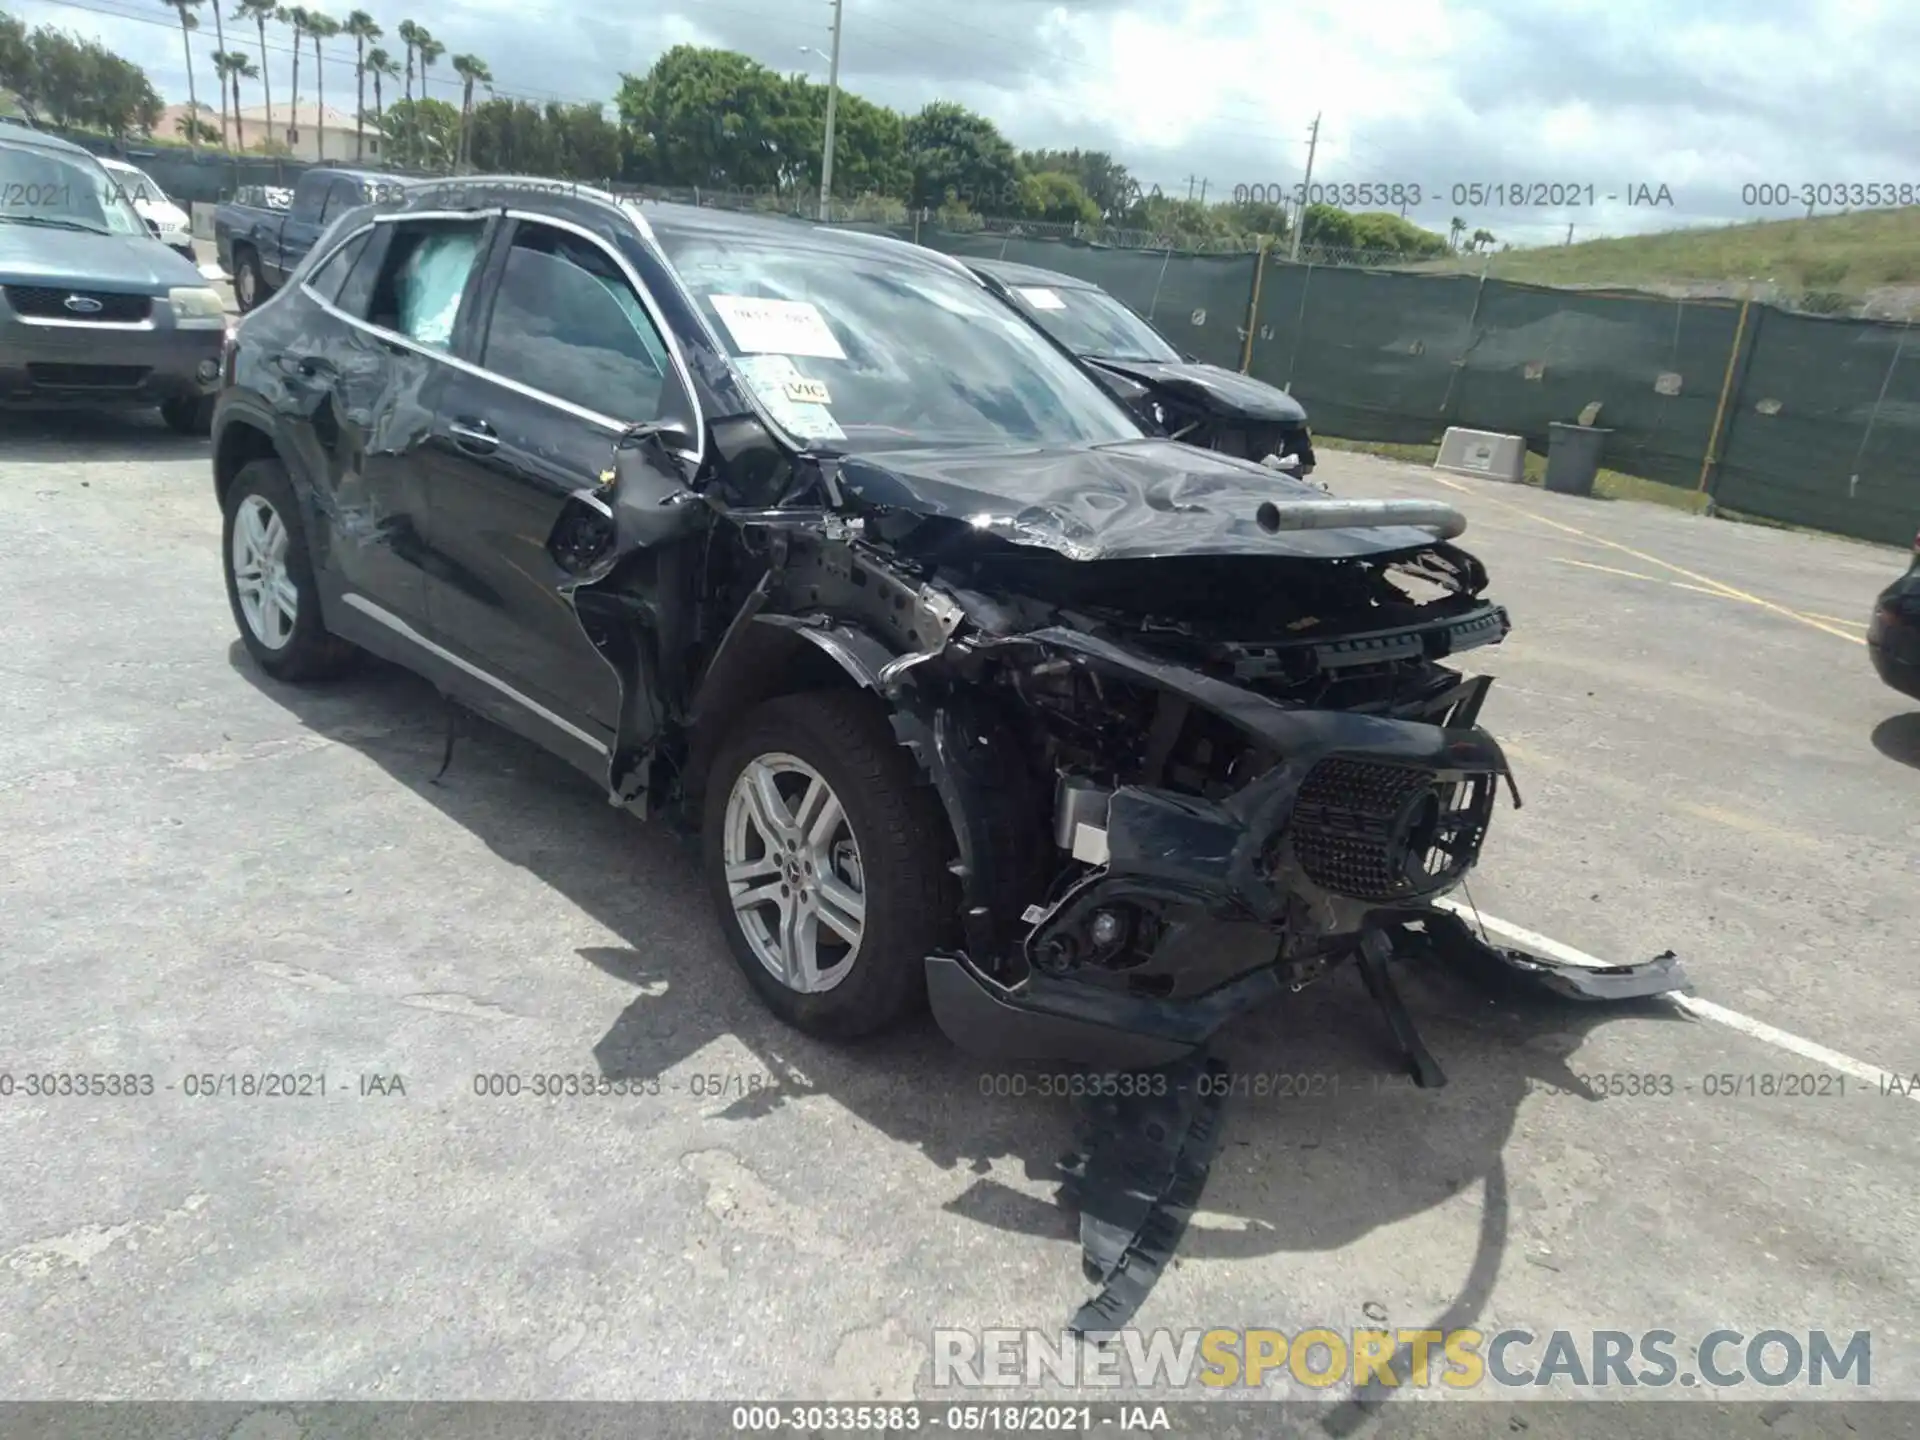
[1434, 899, 1917, 1099]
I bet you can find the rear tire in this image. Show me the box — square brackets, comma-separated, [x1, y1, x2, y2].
[702, 690, 956, 1040]
[220, 458, 357, 681]
[233, 247, 268, 312]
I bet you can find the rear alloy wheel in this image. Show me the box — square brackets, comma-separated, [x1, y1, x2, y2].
[221, 459, 357, 681]
[702, 691, 955, 1040]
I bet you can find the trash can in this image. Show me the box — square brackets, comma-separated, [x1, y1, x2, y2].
[1544, 423, 1611, 497]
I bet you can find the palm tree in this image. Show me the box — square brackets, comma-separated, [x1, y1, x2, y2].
[160, 1, 205, 152]
[451, 54, 490, 171]
[364, 47, 398, 149]
[343, 10, 380, 161]
[416, 32, 443, 111]
[1447, 215, 1465, 252]
[397, 19, 420, 109]
[215, 50, 259, 151]
[306, 11, 340, 159]
[234, 1, 277, 152]
[282, 7, 307, 150]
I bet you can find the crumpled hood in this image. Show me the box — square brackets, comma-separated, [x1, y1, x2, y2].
[1085, 357, 1309, 425]
[832, 438, 1445, 561]
[0, 225, 204, 291]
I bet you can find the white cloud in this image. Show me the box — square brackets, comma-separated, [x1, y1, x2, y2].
[9, 0, 1912, 245]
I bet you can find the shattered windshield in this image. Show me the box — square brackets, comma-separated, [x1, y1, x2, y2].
[1006, 281, 1182, 364]
[0, 141, 147, 237]
[654, 230, 1146, 453]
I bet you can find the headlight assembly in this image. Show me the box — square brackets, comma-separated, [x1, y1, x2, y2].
[168, 285, 227, 327]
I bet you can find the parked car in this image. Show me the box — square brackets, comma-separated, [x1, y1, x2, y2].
[213, 179, 1561, 1070]
[214, 166, 406, 312]
[1869, 528, 1920, 701]
[1, 126, 226, 433]
[98, 155, 197, 265]
[968, 257, 1317, 476]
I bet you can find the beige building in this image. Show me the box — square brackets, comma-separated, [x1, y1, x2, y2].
[156, 101, 382, 163]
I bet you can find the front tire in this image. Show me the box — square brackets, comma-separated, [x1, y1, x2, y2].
[220, 458, 357, 681]
[160, 395, 213, 436]
[702, 690, 956, 1040]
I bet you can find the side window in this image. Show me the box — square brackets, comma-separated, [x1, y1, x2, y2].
[479, 222, 672, 422]
[305, 230, 370, 303]
[340, 219, 485, 349]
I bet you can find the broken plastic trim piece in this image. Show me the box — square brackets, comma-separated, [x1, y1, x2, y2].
[1062, 1049, 1230, 1340]
[1407, 908, 1689, 1001]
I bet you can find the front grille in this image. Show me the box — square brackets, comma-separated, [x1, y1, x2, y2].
[4, 285, 152, 322]
[1288, 756, 1495, 901]
[25, 363, 151, 390]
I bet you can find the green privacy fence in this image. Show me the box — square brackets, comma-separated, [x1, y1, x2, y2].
[913, 230, 1920, 548]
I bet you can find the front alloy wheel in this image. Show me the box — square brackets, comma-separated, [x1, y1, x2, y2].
[701, 690, 956, 1040]
[723, 754, 867, 993]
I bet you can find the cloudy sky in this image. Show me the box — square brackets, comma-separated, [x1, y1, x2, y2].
[12, 0, 1910, 245]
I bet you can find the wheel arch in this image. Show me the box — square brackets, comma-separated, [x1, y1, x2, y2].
[682, 614, 900, 812]
[213, 412, 282, 511]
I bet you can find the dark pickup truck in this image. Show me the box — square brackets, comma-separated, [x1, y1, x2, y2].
[213, 167, 405, 311]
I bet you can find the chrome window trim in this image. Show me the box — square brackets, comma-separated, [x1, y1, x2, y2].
[301, 220, 377, 289]
[292, 208, 706, 457]
[340, 594, 609, 755]
[500, 208, 706, 466]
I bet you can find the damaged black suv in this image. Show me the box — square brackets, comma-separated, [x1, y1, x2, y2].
[212, 180, 1604, 1073]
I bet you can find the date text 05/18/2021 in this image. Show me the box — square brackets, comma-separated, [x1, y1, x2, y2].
[1227, 182, 1676, 208]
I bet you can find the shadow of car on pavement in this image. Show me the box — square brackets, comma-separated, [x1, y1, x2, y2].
[228, 641, 1689, 1413]
[0, 407, 210, 465]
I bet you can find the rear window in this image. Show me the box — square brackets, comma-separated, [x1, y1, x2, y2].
[652, 228, 1143, 454]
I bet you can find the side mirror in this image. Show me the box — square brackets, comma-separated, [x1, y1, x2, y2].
[144, 216, 161, 237]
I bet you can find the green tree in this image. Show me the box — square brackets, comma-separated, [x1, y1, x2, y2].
[1020, 147, 1137, 221]
[1017, 170, 1100, 226]
[377, 95, 456, 168]
[234, 1, 278, 153]
[616, 46, 814, 196]
[214, 49, 259, 151]
[305, 12, 339, 157]
[282, 7, 307, 149]
[904, 100, 1019, 212]
[363, 46, 398, 145]
[176, 103, 219, 144]
[160, 0, 205, 151]
[396, 19, 420, 109]
[451, 53, 491, 170]
[783, 77, 907, 202]
[343, 10, 380, 161]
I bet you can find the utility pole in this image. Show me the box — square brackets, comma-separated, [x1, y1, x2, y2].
[1197, 177, 1207, 204]
[818, 0, 844, 222]
[1288, 111, 1320, 261]
[1565, 221, 1574, 245]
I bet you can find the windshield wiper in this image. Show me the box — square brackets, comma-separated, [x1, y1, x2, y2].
[0, 214, 112, 235]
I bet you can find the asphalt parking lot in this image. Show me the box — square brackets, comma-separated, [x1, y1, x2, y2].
[0, 425, 1915, 1427]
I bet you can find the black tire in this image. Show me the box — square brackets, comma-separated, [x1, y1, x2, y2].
[232, 246, 268, 312]
[160, 395, 213, 436]
[702, 689, 956, 1041]
[220, 457, 357, 681]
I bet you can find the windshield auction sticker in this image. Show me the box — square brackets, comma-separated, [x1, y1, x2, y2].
[733, 355, 846, 441]
[709, 294, 848, 360]
[1016, 286, 1068, 310]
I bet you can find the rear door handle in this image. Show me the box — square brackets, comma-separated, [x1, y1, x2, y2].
[447, 418, 498, 455]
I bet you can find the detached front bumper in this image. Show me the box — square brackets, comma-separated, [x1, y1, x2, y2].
[0, 305, 224, 410]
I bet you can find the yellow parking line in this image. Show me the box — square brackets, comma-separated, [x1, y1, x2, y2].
[1442, 483, 1867, 645]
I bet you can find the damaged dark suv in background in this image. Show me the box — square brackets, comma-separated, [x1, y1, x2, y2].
[212, 182, 1679, 1083]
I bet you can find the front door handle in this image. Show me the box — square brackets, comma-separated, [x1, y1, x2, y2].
[447, 418, 498, 455]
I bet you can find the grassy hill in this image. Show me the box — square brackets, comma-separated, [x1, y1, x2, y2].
[1407, 207, 1920, 302]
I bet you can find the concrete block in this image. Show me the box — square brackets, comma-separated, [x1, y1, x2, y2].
[1435, 427, 1525, 483]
